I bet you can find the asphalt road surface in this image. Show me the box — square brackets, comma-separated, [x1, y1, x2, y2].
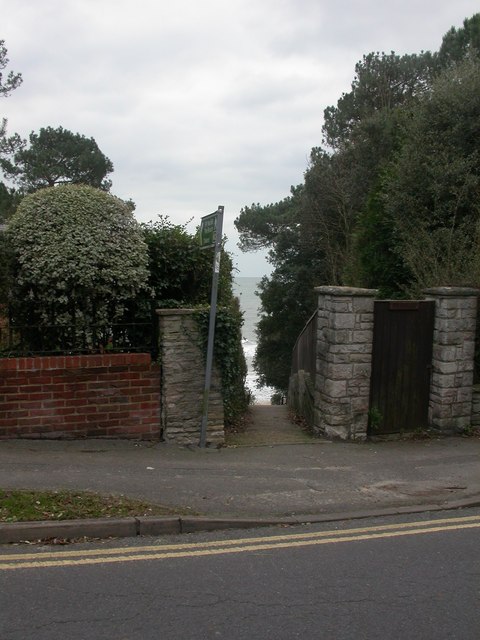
[1, 509, 480, 639]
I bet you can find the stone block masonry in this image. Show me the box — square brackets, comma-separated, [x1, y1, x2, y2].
[157, 309, 225, 446]
[0, 353, 160, 439]
[314, 286, 377, 441]
[291, 284, 480, 441]
[424, 288, 479, 433]
[471, 385, 480, 427]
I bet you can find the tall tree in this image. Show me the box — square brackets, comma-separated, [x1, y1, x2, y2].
[235, 17, 480, 394]
[322, 50, 435, 150]
[236, 185, 321, 392]
[236, 51, 434, 392]
[384, 55, 480, 293]
[437, 13, 480, 68]
[0, 41, 23, 310]
[235, 196, 297, 252]
[346, 178, 412, 297]
[0, 40, 23, 213]
[2, 126, 114, 192]
[0, 39, 22, 152]
[0, 40, 22, 98]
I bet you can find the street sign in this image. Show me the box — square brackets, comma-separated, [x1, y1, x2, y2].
[200, 212, 217, 249]
[199, 205, 224, 448]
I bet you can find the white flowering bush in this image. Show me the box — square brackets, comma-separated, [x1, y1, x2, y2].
[8, 184, 150, 349]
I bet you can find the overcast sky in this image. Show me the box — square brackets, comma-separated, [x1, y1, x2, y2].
[2, 0, 479, 276]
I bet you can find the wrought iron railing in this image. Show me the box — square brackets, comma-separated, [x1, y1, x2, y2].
[0, 321, 158, 358]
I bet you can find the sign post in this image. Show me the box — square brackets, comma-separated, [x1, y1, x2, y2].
[199, 205, 224, 447]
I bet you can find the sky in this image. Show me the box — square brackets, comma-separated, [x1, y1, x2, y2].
[2, 0, 479, 276]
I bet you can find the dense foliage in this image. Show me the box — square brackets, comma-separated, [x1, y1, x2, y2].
[194, 303, 249, 426]
[384, 56, 480, 294]
[7, 184, 149, 342]
[235, 13, 480, 394]
[139, 217, 249, 426]
[1, 126, 114, 192]
[0, 182, 21, 223]
[140, 217, 233, 309]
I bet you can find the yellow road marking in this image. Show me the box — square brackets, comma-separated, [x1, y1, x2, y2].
[1, 514, 479, 571]
[3, 513, 480, 561]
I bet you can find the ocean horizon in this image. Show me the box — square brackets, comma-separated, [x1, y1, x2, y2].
[232, 276, 274, 405]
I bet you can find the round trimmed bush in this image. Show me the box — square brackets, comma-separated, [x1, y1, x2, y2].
[8, 184, 149, 334]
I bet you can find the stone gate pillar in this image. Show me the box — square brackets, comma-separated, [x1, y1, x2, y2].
[314, 286, 377, 440]
[157, 309, 224, 446]
[424, 287, 479, 433]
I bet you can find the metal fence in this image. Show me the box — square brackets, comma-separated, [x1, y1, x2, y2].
[291, 311, 317, 382]
[0, 321, 158, 358]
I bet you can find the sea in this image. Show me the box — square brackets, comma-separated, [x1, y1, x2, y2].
[232, 276, 275, 404]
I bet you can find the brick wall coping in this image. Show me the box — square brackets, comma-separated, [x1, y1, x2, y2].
[424, 287, 480, 297]
[156, 308, 196, 316]
[0, 352, 152, 372]
[314, 286, 378, 297]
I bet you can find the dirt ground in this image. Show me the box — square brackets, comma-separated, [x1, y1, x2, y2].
[226, 404, 316, 446]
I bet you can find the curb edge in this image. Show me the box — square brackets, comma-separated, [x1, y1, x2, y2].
[1, 497, 480, 545]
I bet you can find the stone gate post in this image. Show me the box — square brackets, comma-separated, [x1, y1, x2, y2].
[157, 309, 224, 446]
[314, 286, 377, 440]
[424, 287, 479, 433]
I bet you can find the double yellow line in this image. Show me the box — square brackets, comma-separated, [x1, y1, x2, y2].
[1, 514, 480, 571]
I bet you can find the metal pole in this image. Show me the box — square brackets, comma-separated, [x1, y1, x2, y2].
[199, 205, 224, 447]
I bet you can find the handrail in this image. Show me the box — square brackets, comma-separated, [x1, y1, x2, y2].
[291, 310, 317, 379]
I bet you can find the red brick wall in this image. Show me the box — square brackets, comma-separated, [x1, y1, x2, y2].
[0, 353, 160, 439]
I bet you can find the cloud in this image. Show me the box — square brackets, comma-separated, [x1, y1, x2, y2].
[2, 0, 480, 276]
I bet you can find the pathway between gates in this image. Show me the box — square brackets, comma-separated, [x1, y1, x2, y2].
[226, 404, 317, 447]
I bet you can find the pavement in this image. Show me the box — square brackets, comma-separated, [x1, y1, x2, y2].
[1, 405, 480, 543]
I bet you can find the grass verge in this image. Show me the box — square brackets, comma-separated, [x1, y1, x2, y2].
[0, 489, 191, 523]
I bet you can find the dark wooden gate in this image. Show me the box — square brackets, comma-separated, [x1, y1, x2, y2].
[369, 300, 435, 435]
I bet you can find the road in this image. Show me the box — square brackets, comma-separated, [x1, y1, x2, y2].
[1, 509, 479, 639]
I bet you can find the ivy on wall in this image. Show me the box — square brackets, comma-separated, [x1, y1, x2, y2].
[142, 218, 250, 426]
[194, 302, 250, 427]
